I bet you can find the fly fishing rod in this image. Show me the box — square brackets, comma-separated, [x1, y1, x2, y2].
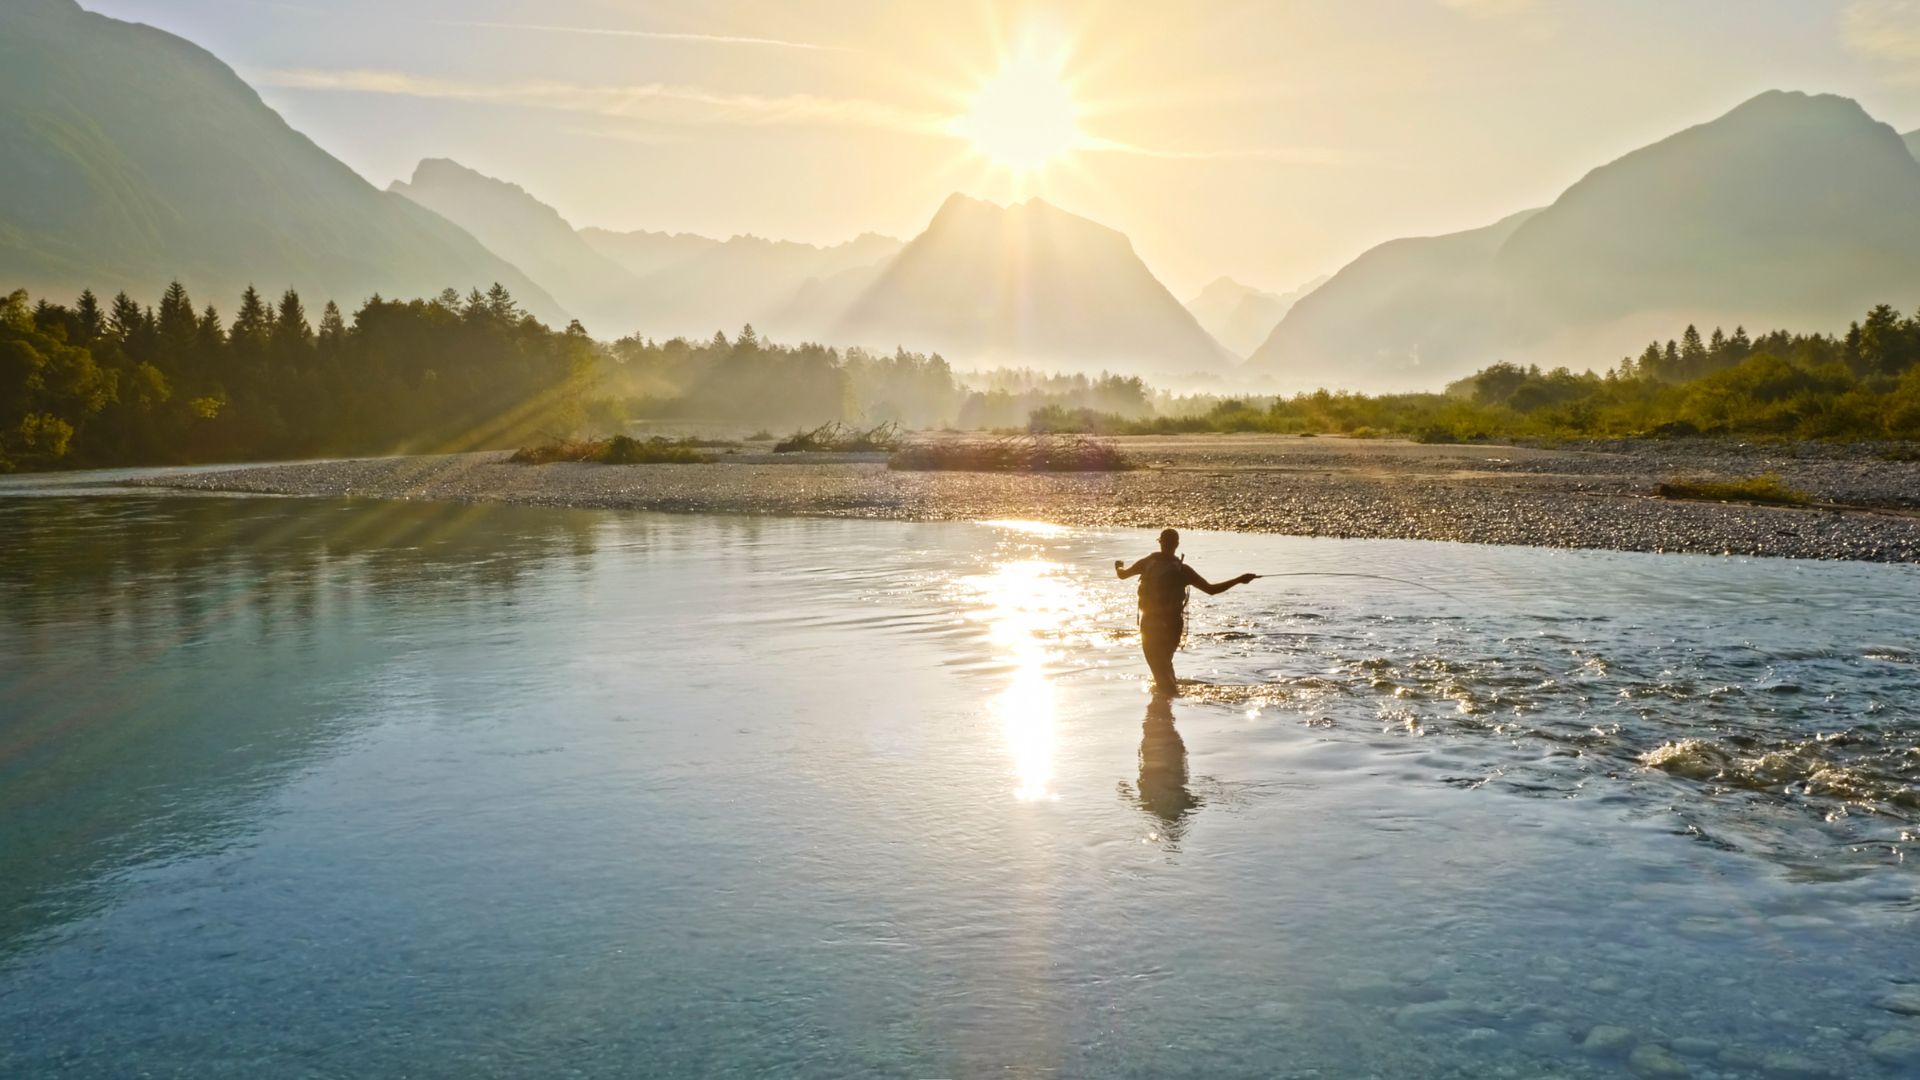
[1246, 571, 1461, 601]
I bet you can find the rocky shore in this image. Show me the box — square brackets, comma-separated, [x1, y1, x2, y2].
[133, 434, 1920, 563]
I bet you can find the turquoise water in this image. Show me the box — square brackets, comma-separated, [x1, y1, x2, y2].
[2, 493, 1918, 1078]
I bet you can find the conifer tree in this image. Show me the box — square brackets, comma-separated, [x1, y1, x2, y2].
[1859, 304, 1902, 376]
[272, 289, 313, 359]
[108, 292, 142, 341]
[317, 301, 347, 356]
[74, 289, 103, 342]
[231, 286, 272, 365]
[1680, 324, 1707, 377]
[157, 280, 197, 358]
[484, 282, 518, 321]
[1636, 342, 1664, 380]
[197, 305, 226, 352]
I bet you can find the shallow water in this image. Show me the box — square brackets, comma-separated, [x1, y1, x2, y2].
[2, 494, 1918, 1078]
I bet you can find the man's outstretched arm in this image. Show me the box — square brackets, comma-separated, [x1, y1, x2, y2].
[1189, 568, 1258, 595]
[1115, 558, 1151, 579]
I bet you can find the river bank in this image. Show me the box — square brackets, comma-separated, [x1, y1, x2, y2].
[129, 434, 1920, 562]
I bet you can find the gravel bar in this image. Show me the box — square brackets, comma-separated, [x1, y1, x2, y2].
[132, 434, 1920, 563]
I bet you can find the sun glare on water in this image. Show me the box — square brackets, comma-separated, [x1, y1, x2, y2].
[952, 50, 1080, 173]
[962, 555, 1098, 801]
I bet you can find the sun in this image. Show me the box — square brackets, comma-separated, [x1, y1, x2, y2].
[951, 52, 1080, 173]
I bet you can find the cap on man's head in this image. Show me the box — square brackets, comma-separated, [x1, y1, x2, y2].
[1159, 528, 1180, 548]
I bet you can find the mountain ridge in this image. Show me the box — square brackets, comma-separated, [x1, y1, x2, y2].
[1249, 90, 1920, 390]
[577, 225, 904, 343]
[1185, 276, 1326, 358]
[834, 194, 1232, 376]
[391, 158, 640, 334]
[0, 0, 567, 322]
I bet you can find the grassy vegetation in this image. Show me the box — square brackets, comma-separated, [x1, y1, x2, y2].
[1030, 359, 1920, 446]
[1656, 473, 1812, 506]
[1026, 309, 1920, 446]
[510, 434, 713, 465]
[772, 421, 902, 453]
[888, 434, 1135, 472]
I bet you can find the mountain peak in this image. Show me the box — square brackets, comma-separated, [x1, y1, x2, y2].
[835, 195, 1230, 375]
[1189, 276, 1267, 305]
[1251, 90, 1920, 390]
[395, 158, 546, 208]
[388, 156, 644, 332]
[0, 0, 566, 321]
[1724, 89, 1874, 125]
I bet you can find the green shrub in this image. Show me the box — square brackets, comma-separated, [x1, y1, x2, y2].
[1656, 473, 1811, 506]
[889, 434, 1134, 472]
[773, 421, 902, 452]
[510, 434, 712, 464]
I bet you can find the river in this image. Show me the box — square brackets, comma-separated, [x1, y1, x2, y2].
[2, 491, 1917, 1077]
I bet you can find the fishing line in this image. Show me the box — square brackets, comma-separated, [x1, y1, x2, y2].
[1251, 571, 1462, 602]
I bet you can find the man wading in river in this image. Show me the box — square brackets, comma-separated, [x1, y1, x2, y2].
[1116, 529, 1257, 695]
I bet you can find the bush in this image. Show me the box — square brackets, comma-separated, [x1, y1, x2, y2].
[889, 434, 1135, 472]
[772, 421, 902, 453]
[510, 434, 712, 464]
[1656, 473, 1811, 506]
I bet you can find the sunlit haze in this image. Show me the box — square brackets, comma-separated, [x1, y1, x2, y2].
[71, 0, 1920, 296]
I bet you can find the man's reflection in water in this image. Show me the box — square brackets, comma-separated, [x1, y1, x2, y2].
[1121, 694, 1202, 841]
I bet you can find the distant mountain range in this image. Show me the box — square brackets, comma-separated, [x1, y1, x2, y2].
[390, 159, 637, 333]
[834, 194, 1234, 376]
[7, 0, 1919, 391]
[392, 156, 906, 341]
[402, 161, 1231, 373]
[1249, 92, 1920, 390]
[1184, 276, 1327, 358]
[578, 226, 903, 343]
[0, 0, 566, 323]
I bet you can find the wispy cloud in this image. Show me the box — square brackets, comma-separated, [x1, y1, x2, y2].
[425, 18, 851, 53]
[1075, 135, 1348, 166]
[1435, 0, 1537, 15]
[258, 69, 943, 133]
[259, 68, 1349, 165]
[1844, 1, 1920, 63]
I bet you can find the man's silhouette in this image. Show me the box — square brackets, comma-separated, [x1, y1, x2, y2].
[1134, 695, 1200, 829]
[1115, 528, 1256, 694]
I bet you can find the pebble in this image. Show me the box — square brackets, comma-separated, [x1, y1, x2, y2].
[1523, 1021, 1575, 1054]
[1878, 986, 1920, 1017]
[1764, 915, 1834, 930]
[1335, 973, 1448, 1007]
[1392, 999, 1488, 1033]
[1582, 1024, 1637, 1057]
[1868, 1027, 1920, 1068]
[1668, 1037, 1721, 1059]
[1630, 1043, 1691, 1077]
[1759, 1050, 1826, 1079]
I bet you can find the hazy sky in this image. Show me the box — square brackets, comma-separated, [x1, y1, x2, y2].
[82, 0, 1920, 297]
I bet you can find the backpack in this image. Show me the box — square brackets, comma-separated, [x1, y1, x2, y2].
[1137, 554, 1190, 617]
